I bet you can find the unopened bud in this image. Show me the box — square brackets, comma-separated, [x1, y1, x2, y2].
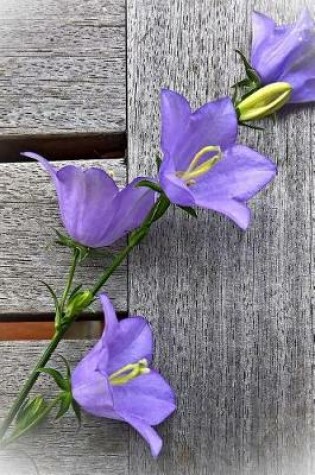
[65, 290, 93, 320]
[237, 82, 292, 122]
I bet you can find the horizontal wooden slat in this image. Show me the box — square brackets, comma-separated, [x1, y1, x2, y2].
[0, 321, 103, 340]
[0, 341, 129, 475]
[0, 159, 127, 315]
[0, 0, 126, 135]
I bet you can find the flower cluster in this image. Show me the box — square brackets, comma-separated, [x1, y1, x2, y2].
[1, 8, 314, 460]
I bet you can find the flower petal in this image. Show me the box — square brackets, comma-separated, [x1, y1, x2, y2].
[160, 90, 237, 170]
[94, 177, 156, 247]
[22, 152, 58, 185]
[159, 154, 195, 206]
[71, 343, 116, 419]
[99, 293, 153, 374]
[112, 370, 176, 425]
[119, 412, 163, 458]
[251, 9, 315, 103]
[191, 145, 277, 229]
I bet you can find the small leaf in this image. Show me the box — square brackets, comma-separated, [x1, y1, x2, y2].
[37, 367, 69, 392]
[56, 393, 72, 420]
[178, 205, 198, 218]
[136, 180, 163, 193]
[235, 49, 261, 86]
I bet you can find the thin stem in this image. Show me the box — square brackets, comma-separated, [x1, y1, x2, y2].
[60, 248, 80, 312]
[0, 327, 67, 440]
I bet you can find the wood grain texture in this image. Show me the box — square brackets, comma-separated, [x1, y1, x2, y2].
[0, 0, 125, 135]
[0, 159, 127, 314]
[127, 1, 314, 474]
[0, 341, 128, 475]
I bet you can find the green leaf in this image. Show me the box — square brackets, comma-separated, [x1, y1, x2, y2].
[56, 393, 72, 420]
[37, 367, 69, 392]
[136, 180, 163, 193]
[177, 205, 197, 218]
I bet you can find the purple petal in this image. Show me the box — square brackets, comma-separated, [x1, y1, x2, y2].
[159, 154, 195, 206]
[95, 178, 155, 247]
[251, 9, 315, 102]
[71, 343, 117, 419]
[113, 369, 176, 426]
[99, 293, 153, 375]
[191, 145, 277, 229]
[22, 152, 58, 185]
[160, 90, 237, 170]
[119, 412, 163, 458]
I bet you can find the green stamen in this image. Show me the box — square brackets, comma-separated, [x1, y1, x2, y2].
[109, 359, 150, 386]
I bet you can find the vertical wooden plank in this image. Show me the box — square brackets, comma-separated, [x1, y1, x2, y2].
[127, 1, 314, 474]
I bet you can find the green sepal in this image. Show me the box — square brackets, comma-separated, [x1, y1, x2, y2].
[56, 392, 72, 420]
[37, 367, 70, 392]
[177, 205, 197, 218]
[68, 284, 83, 302]
[40, 281, 61, 315]
[238, 121, 265, 131]
[156, 155, 162, 171]
[235, 49, 261, 86]
[136, 180, 163, 193]
[71, 400, 82, 427]
[54, 230, 90, 263]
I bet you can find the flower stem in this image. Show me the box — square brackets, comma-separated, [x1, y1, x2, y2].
[0, 327, 67, 440]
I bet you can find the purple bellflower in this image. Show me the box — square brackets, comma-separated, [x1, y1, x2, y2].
[251, 9, 315, 103]
[23, 152, 155, 248]
[158, 89, 277, 229]
[71, 293, 176, 458]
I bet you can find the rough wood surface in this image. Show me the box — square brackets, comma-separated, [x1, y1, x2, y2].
[0, 158, 127, 314]
[127, 1, 314, 474]
[0, 0, 125, 135]
[0, 341, 128, 475]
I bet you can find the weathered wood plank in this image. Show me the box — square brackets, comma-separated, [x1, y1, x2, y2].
[0, 341, 128, 475]
[0, 0, 125, 135]
[127, 1, 314, 474]
[0, 159, 127, 314]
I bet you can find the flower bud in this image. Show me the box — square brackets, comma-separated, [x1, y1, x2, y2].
[237, 82, 292, 121]
[65, 290, 94, 320]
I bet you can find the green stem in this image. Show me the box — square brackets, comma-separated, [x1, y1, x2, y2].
[0, 327, 67, 440]
[60, 248, 80, 312]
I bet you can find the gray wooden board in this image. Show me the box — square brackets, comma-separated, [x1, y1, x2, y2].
[0, 0, 125, 135]
[0, 158, 127, 314]
[127, 1, 314, 474]
[0, 341, 128, 475]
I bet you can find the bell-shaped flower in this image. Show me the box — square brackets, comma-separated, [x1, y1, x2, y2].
[23, 152, 155, 248]
[71, 293, 176, 458]
[251, 9, 315, 103]
[158, 89, 277, 229]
